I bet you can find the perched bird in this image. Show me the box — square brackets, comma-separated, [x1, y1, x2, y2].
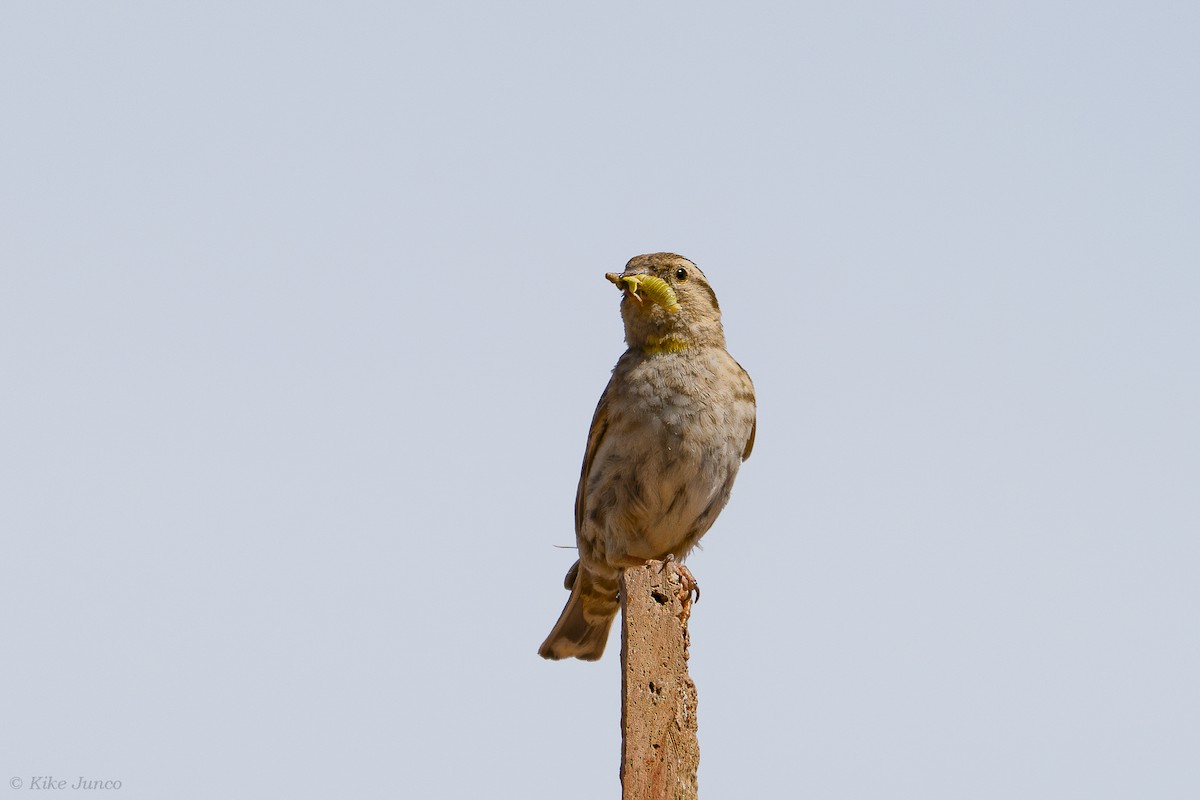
[539, 253, 756, 661]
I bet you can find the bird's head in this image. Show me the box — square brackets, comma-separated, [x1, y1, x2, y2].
[605, 253, 725, 353]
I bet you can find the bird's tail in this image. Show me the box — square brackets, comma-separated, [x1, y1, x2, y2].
[538, 560, 620, 661]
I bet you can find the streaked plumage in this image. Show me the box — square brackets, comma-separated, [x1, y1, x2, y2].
[539, 253, 756, 661]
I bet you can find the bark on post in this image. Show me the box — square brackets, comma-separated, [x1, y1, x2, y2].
[620, 561, 699, 800]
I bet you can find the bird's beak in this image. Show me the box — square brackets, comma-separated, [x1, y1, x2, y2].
[604, 272, 681, 313]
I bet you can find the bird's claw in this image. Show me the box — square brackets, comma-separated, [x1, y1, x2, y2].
[659, 555, 699, 624]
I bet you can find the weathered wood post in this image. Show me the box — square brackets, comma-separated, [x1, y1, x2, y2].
[619, 561, 700, 800]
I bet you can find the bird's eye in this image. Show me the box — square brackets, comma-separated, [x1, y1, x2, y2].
[675, 267, 688, 281]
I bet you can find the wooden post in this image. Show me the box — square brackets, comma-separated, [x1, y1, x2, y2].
[620, 561, 699, 800]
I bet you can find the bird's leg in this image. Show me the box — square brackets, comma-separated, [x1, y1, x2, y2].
[658, 554, 699, 625]
[621, 275, 645, 302]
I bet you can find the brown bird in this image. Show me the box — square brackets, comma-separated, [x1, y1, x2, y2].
[539, 253, 756, 661]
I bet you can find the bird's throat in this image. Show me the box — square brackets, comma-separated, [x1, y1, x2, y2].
[639, 334, 689, 355]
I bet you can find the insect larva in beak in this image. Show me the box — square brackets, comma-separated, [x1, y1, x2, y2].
[628, 275, 681, 313]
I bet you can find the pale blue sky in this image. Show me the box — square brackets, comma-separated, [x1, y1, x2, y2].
[2, 3, 1197, 798]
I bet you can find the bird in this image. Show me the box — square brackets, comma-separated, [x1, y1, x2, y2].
[539, 253, 756, 661]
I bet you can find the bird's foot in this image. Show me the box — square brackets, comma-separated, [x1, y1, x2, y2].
[659, 554, 699, 625]
[613, 554, 699, 624]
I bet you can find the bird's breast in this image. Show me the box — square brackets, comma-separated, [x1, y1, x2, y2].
[584, 349, 753, 560]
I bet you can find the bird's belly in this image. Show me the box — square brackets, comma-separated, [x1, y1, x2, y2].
[591, 433, 740, 563]
[581, 355, 752, 567]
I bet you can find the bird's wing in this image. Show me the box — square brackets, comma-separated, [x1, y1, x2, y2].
[575, 377, 614, 536]
[736, 358, 756, 461]
[743, 415, 756, 461]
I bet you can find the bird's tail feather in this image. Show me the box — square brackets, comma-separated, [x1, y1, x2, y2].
[538, 561, 620, 661]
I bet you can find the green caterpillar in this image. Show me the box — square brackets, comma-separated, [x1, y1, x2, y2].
[614, 274, 681, 313]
